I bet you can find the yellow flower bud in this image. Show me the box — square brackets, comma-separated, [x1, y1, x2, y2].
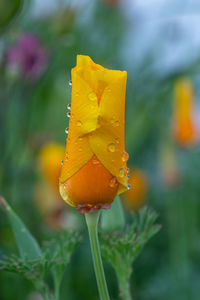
[59, 55, 128, 212]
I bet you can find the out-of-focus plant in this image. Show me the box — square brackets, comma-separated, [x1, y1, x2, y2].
[172, 78, 198, 147]
[35, 143, 66, 229]
[5, 33, 49, 81]
[122, 168, 149, 211]
[159, 138, 180, 188]
[0, 0, 23, 30]
[100, 206, 161, 300]
[0, 196, 81, 300]
[102, 0, 119, 6]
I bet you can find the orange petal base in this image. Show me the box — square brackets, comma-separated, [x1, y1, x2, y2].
[59, 155, 119, 213]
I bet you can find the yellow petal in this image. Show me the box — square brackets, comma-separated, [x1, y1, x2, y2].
[89, 71, 128, 193]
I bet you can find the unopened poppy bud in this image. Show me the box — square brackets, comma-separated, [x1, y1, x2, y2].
[59, 55, 128, 213]
[173, 78, 198, 147]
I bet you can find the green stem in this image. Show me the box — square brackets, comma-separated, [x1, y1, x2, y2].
[85, 211, 110, 300]
[35, 280, 51, 300]
[118, 275, 132, 300]
[53, 272, 62, 300]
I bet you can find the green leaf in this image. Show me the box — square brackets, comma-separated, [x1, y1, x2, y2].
[101, 195, 125, 231]
[100, 206, 161, 281]
[0, 196, 41, 260]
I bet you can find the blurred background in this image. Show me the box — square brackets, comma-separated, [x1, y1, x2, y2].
[0, 0, 200, 299]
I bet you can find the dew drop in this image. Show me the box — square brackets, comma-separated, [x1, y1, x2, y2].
[115, 137, 120, 144]
[107, 143, 116, 152]
[67, 103, 71, 110]
[127, 184, 131, 190]
[122, 152, 129, 162]
[61, 160, 63, 165]
[65, 128, 69, 134]
[114, 120, 119, 127]
[119, 168, 125, 178]
[67, 112, 71, 118]
[76, 120, 82, 127]
[110, 117, 115, 124]
[109, 177, 118, 188]
[92, 157, 100, 165]
[88, 92, 97, 101]
[69, 80, 72, 87]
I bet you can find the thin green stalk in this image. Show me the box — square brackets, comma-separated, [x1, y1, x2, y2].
[117, 275, 132, 300]
[53, 272, 62, 300]
[85, 211, 110, 300]
[35, 280, 51, 300]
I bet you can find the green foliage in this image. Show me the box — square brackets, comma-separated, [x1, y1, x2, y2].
[100, 206, 161, 299]
[42, 232, 82, 277]
[0, 197, 41, 260]
[0, 196, 82, 299]
[0, 0, 23, 30]
[0, 254, 46, 282]
[0, 232, 82, 280]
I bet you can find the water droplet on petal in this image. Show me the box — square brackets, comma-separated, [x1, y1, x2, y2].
[67, 112, 71, 118]
[109, 177, 118, 188]
[88, 92, 97, 102]
[114, 120, 119, 127]
[67, 103, 71, 110]
[119, 168, 125, 178]
[110, 117, 115, 124]
[65, 128, 69, 134]
[107, 143, 116, 152]
[78, 136, 83, 141]
[122, 152, 129, 162]
[61, 160, 63, 165]
[92, 157, 100, 165]
[77, 120, 82, 127]
[69, 80, 72, 87]
[115, 137, 120, 144]
[127, 184, 131, 190]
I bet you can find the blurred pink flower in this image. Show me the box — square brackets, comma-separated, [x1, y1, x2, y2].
[6, 34, 48, 80]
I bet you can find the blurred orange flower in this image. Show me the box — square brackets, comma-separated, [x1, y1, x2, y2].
[122, 169, 148, 211]
[35, 142, 65, 228]
[59, 55, 128, 213]
[173, 78, 197, 147]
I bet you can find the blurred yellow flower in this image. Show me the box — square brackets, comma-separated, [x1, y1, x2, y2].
[35, 142, 65, 228]
[173, 78, 197, 147]
[59, 55, 128, 213]
[39, 143, 65, 192]
[122, 169, 148, 211]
